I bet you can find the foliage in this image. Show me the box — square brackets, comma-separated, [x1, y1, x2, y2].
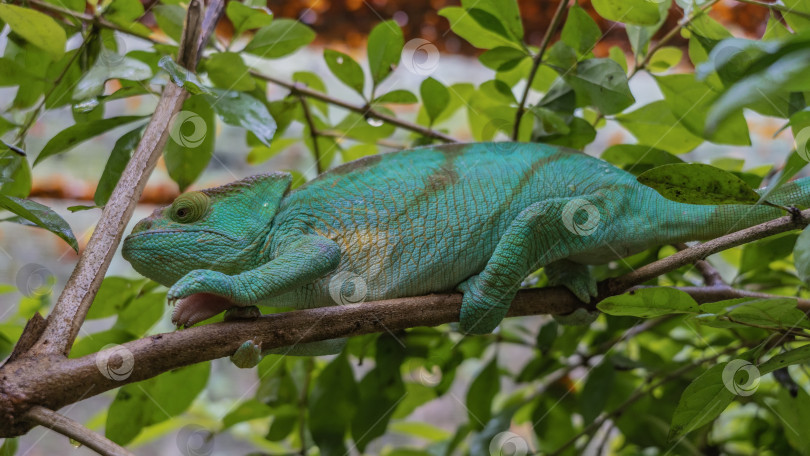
[2, 0, 810, 454]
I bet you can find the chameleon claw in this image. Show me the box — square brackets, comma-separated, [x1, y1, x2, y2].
[230, 340, 262, 368]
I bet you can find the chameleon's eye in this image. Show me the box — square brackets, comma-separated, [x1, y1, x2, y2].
[169, 191, 209, 224]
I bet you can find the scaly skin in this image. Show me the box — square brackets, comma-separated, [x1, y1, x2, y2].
[122, 142, 810, 363]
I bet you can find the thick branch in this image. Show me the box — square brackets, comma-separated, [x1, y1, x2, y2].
[24, 406, 134, 456]
[512, 0, 570, 140]
[28, 0, 222, 356]
[251, 71, 459, 143]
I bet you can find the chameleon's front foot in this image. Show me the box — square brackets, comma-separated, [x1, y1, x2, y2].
[230, 340, 262, 368]
[224, 306, 262, 321]
[168, 269, 239, 327]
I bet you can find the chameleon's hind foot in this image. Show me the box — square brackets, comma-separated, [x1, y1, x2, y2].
[544, 259, 598, 303]
[224, 305, 261, 321]
[230, 339, 262, 368]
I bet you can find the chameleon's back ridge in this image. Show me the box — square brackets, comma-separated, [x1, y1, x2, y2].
[122, 141, 810, 356]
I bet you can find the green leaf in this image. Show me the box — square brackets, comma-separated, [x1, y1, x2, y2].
[726, 298, 810, 331]
[114, 292, 165, 336]
[222, 399, 273, 430]
[759, 344, 810, 374]
[203, 89, 276, 147]
[324, 49, 365, 96]
[540, 117, 596, 149]
[70, 329, 134, 358]
[225, 2, 273, 36]
[204, 52, 255, 91]
[373, 89, 418, 105]
[106, 362, 210, 445]
[0, 438, 18, 456]
[0, 5, 66, 60]
[367, 20, 404, 85]
[0, 152, 31, 198]
[478, 46, 528, 72]
[637, 163, 760, 205]
[616, 101, 704, 154]
[648, 46, 683, 72]
[439, 7, 521, 50]
[561, 5, 601, 56]
[608, 45, 628, 72]
[601, 144, 684, 175]
[706, 50, 810, 134]
[655, 74, 750, 146]
[772, 387, 810, 455]
[592, 0, 662, 25]
[73, 50, 153, 100]
[782, 0, 810, 32]
[309, 353, 358, 456]
[94, 127, 144, 206]
[351, 335, 406, 451]
[245, 19, 316, 58]
[462, 0, 523, 41]
[158, 56, 211, 95]
[597, 287, 699, 318]
[87, 276, 147, 320]
[420, 77, 450, 125]
[668, 362, 736, 441]
[34, 116, 145, 165]
[152, 4, 184, 42]
[0, 195, 78, 251]
[466, 357, 500, 430]
[164, 95, 216, 191]
[580, 359, 615, 424]
[564, 59, 634, 115]
[795, 226, 810, 285]
[740, 233, 798, 275]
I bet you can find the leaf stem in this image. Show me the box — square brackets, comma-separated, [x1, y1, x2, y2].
[298, 95, 323, 174]
[24, 406, 134, 456]
[512, 0, 570, 140]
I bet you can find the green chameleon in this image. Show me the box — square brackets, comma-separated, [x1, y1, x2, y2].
[122, 142, 809, 366]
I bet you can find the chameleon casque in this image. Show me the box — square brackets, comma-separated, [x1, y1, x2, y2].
[122, 142, 810, 363]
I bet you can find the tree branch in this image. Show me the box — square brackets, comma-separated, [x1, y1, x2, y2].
[299, 95, 324, 174]
[512, 0, 570, 140]
[24, 406, 134, 456]
[251, 72, 459, 143]
[2, 209, 809, 438]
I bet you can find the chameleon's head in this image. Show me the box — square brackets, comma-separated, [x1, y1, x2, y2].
[122, 172, 292, 286]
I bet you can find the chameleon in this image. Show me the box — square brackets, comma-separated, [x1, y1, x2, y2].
[121, 142, 810, 365]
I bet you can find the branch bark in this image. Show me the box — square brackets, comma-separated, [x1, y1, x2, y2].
[1, 208, 809, 439]
[28, 0, 222, 358]
[25, 406, 135, 456]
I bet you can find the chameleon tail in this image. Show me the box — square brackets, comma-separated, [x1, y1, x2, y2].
[694, 176, 810, 240]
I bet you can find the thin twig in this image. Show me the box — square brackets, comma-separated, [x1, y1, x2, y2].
[299, 95, 323, 174]
[674, 242, 726, 286]
[25, 406, 135, 456]
[512, 0, 570, 140]
[252, 72, 459, 143]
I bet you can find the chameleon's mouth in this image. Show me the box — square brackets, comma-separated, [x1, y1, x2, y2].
[171, 293, 234, 327]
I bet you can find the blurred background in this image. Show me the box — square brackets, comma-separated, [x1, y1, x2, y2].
[0, 0, 802, 454]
